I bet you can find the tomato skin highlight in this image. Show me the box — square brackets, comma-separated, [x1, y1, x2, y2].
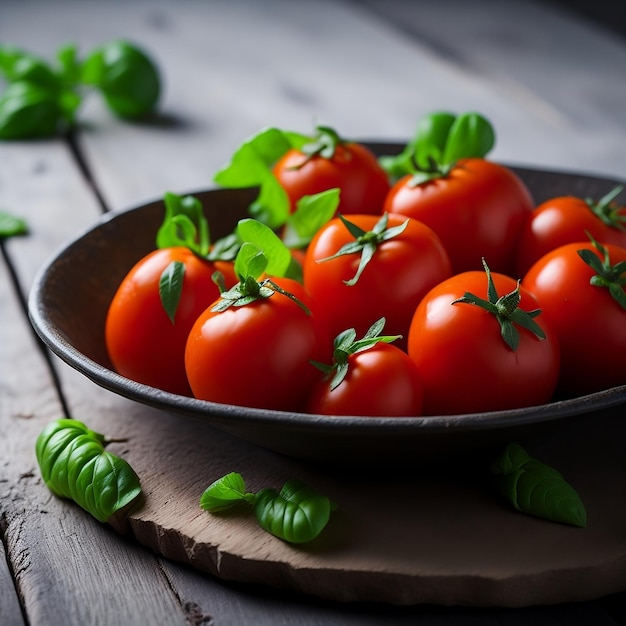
[105, 247, 220, 396]
[514, 195, 626, 277]
[407, 271, 560, 415]
[522, 242, 626, 397]
[303, 214, 452, 350]
[305, 343, 424, 417]
[273, 142, 390, 215]
[383, 158, 534, 275]
[184, 278, 331, 412]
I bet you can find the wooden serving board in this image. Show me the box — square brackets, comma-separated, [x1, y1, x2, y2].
[70, 373, 626, 608]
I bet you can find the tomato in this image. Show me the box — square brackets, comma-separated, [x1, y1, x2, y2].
[303, 213, 452, 350]
[305, 343, 423, 417]
[407, 268, 559, 415]
[184, 277, 330, 412]
[273, 141, 390, 215]
[521, 241, 626, 397]
[514, 191, 626, 277]
[383, 158, 534, 275]
[105, 247, 220, 396]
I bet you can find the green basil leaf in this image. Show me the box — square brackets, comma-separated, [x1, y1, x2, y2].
[0, 81, 62, 139]
[70, 450, 141, 523]
[236, 218, 292, 278]
[253, 479, 332, 544]
[82, 40, 160, 118]
[413, 110, 456, 170]
[491, 443, 587, 528]
[156, 192, 210, 255]
[234, 241, 268, 281]
[159, 260, 185, 324]
[282, 188, 341, 249]
[35, 419, 141, 523]
[0, 211, 28, 238]
[441, 111, 495, 165]
[199, 472, 255, 512]
[0, 47, 60, 90]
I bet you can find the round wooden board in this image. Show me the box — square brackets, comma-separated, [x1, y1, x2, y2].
[102, 395, 626, 608]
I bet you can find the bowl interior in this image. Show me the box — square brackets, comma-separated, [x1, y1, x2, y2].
[28, 150, 626, 467]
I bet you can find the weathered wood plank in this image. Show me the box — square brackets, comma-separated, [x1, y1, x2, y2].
[0, 142, 190, 625]
[5, 0, 623, 213]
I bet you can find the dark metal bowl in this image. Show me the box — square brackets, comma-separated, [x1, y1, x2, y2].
[28, 147, 626, 467]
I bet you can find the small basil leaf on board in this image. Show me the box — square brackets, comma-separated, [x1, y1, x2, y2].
[199, 471, 255, 512]
[159, 260, 185, 324]
[35, 419, 141, 524]
[490, 443, 587, 528]
[253, 479, 332, 544]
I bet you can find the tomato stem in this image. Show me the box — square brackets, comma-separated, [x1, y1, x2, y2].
[452, 259, 545, 352]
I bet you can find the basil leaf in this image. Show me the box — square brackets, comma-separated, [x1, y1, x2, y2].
[491, 443, 587, 528]
[213, 126, 308, 229]
[441, 111, 495, 166]
[234, 242, 268, 281]
[82, 40, 160, 118]
[282, 188, 341, 249]
[0, 81, 62, 139]
[253, 479, 332, 544]
[156, 192, 210, 255]
[236, 218, 292, 278]
[0, 211, 28, 238]
[159, 260, 185, 324]
[35, 419, 141, 523]
[0, 46, 60, 90]
[414, 110, 456, 170]
[199, 472, 255, 512]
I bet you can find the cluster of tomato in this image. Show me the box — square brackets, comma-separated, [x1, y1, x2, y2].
[105, 117, 626, 418]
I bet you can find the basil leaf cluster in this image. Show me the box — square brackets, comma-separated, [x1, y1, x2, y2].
[491, 442, 587, 528]
[0, 40, 160, 139]
[200, 471, 334, 544]
[35, 419, 142, 523]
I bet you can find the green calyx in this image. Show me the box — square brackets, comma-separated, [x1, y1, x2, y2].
[379, 110, 495, 183]
[317, 213, 409, 286]
[578, 235, 626, 309]
[585, 185, 626, 231]
[210, 241, 310, 314]
[311, 318, 401, 390]
[452, 259, 545, 351]
[292, 124, 344, 167]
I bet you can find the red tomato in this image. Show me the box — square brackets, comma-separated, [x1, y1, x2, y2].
[514, 193, 626, 277]
[185, 278, 330, 412]
[305, 343, 424, 417]
[105, 247, 220, 396]
[407, 270, 559, 415]
[522, 241, 626, 397]
[273, 141, 390, 215]
[303, 213, 452, 350]
[383, 158, 534, 275]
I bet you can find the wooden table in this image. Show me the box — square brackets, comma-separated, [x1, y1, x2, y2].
[2, 1, 626, 624]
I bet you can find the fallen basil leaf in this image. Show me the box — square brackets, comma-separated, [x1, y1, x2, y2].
[253, 479, 333, 544]
[35, 418, 141, 523]
[491, 442, 587, 528]
[200, 471, 255, 512]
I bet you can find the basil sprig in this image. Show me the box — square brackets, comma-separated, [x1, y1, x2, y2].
[0, 40, 160, 139]
[380, 110, 495, 183]
[35, 419, 142, 523]
[491, 443, 587, 528]
[200, 472, 335, 544]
